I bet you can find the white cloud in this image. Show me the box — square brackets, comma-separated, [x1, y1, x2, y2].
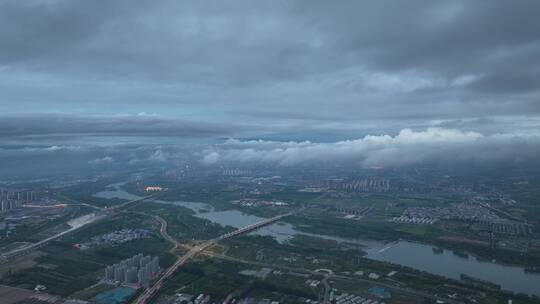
[15, 145, 86, 154]
[200, 128, 540, 167]
[88, 156, 113, 164]
[451, 74, 481, 86]
[201, 151, 220, 165]
[148, 149, 167, 162]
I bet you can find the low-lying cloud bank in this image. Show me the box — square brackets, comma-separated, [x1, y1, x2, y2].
[0, 143, 193, 178]
[201, 128, 540, 167]
[1, 128, 539, 177]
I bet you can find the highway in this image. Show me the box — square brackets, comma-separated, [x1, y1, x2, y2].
[0, 213, 106, 262]
[321, 275, 331, 304]
[132, 211, 294, 304]
[0, 195, 152, 262]
[112, 195, 153, 210]
[53, 193, 153, 211]
[138, 207, 460, 304]
[214, 212, 293, 241]
[53, 193, 104, 211]
[133, 242, 210, 304]
[150, 214, 191, 254]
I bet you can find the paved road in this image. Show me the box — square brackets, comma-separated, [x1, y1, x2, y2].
[151, 215, 185, 253]
[0, 213, 106, 262]
[133, 242, 210, 304]
[1, 195, 152, 262]
[135, 207, 461, 304]
[132, 212, 294, 304]
[112, 195, 153, 210]
[53, 193, 104, 211]
[54, 193, 152, 211]
[321, 275, 331, 304]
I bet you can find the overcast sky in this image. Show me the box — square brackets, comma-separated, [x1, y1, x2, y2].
[1, 0, 540, 168]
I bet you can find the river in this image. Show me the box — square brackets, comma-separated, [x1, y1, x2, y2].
[93, 187, 540, 296]
[366, 240, 540, 297]
[93, 185, 368, 244]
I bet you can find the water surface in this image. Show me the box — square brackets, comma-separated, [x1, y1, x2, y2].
[93, 187, 540, 296]
[366, 240, 540, 296]
[93, 183, 141, 201]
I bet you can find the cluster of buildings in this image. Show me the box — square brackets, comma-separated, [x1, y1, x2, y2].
[74, 229, 152, 250]
[163, 293, 214, 304]
[391, 216, 437, 225]
[334, 206, 372, 220]
[331, 179, 390, 193]
[479, 219, 532, 235]
[222, 169, 252, 176]
[162, 294, 311, 304]
[332, 292, 386, 304]
[403, 203, 500, 222]
[235, 298, 285, 304]
[400, 203, 531, 235]
[231, 199, 288, 208]
[103, 253, 160, 287]
[144, 186, 164, 192]
[0, 189, 37, 212]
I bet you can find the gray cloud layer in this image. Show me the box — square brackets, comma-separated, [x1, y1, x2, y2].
[0, 113, 237, 138]
[1, 127, 538, 179]
[1, 0, 540, 138]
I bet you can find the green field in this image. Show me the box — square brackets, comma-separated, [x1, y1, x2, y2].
[0, 213, 175, 296]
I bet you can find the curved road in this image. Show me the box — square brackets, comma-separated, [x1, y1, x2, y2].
[146, 212, 460, 304]
[132, 212, 294, 304]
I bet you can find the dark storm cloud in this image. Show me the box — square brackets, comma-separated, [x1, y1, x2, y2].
[466, 72, 540, 94]
[338, 2, 540, 74]
[0, 0, 539, 140]
[0, 113, 238, 138]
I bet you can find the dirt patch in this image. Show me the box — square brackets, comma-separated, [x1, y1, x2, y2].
[0, 284, 33, 304]
[0, 251, 44, 278]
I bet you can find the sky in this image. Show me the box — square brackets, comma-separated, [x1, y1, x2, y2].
[1, 0, 540, 170]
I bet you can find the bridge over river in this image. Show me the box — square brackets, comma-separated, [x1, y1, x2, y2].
[132, 210, 298, 304]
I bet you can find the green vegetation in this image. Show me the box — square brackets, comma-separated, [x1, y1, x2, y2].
[155, 258, 318, 303]
[158, 259, 250, 298]
[286, 214, 442, 241]
[65, 213, 154, 242]
[0, 213, 175, 296]
[221, 233, 540, 304]
[129, 202, 233, 242]
[8, 172, 534, 303]
[224, 234, 370, 274]
[284, 212, 540, 267]
[59, 179, 128, 207]
[0, 204, 91, 247]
